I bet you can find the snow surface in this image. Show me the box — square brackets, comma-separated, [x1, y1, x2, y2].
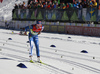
[0, 0, 28, 21]
[0, 0, 100, 74]
[0, 28, 100, 74]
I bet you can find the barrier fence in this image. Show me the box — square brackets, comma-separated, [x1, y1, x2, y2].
[0, 20, 100, 36]
[0, 21, 5, 27]
[44, 25, 100, 36]
[12, 8, 100, 23]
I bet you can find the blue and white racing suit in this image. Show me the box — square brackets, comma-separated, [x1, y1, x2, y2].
[25, 24, 44, 57]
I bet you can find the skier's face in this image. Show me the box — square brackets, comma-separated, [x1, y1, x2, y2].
[36, 24, 42, 29]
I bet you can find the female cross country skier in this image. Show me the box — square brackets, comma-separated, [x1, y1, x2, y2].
[24, 21, 44, 63]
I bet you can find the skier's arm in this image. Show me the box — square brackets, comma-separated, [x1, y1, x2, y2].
[38, 26, 44, 35]
[25, 26, 30, 32]
[41, 26, 44, 31]
[24, 25, 33, 35]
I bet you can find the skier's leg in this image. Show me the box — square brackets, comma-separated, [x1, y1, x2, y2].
[29, 36, 34, 57]
[34, 35, 40, 57]
[34, 35, 41, 62]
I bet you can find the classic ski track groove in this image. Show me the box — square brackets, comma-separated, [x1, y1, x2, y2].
[0, 34, 100, 73]
[0, 52, 72, 74]
[0, 40, 100, 61]
[38, 36, 100, 45]
[0, 46, 100, 73]
[1, 39, 100, 59]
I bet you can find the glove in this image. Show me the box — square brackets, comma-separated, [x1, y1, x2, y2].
[38, 32, 41, 35]
[24, 31, 27, 35]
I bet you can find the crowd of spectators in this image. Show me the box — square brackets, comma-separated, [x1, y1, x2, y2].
[14, 0, 98, 10]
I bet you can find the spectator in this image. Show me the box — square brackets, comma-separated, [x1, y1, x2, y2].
[82, 2, 87, 8]
[45, 1, 48, 8]
[21, 4, 26, 9]
[98, 4, 100, 10]
[46, 3, 51, 9]
[69, 3, 73, 8]
[39, 2, 44, 8]
[89, 1, 93, 7]
[73, 1, 77, 8]
[22, 1, 27, 8]
[76, 2, 80, 8]
[57, 4, 60, 9]
[93, 1, 97, 7]
[49, 1, 53, 7]
[29, 1, 34, 8]
[14, 4, 18, 9]
[33, 2, 37, 8]
[28, 0, 33, 5]
[42, 2, 46, 8]
[23, 1, 25, 6]
[61, 2, 66, 9]
[37, 3, 41, 8]
[18, 3, 22, 9]
[47, 0, 51, 4]
[66, 3, 69, 8]
[27, 4, 31, 9]
[39, 0, 42, 4]
[53, 0, 57, 4]
[78, 3, 82, 10]
[52, 3, 57, 9]
[15, 0, 98, 9]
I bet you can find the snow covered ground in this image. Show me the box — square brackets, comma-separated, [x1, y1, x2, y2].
[0, 28, 100, 74]
[0, 0, 28, 21]
[0, 0, 100, 74]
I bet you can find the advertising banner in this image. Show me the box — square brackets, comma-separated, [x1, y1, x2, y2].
[12, 8, 100, 23]
[0, 21, 5, 27]
[65, 26, 75, 34]
[58, 25, 65, 33]
[8, 20, 100, 37]
[83, 27, 100, 36]
[65, 25, 83, 35]
[65, 25, 100, 36]
[43, 25, 50, 32]
[50, 25, 58, 32]
[74, 26, 83, 35]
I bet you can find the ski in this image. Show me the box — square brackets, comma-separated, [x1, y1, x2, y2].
[29, 60, 34, 63]
[29, 60, 48, 66]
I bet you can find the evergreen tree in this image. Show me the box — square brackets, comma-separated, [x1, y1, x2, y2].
[95, 24, 96, 27]
[70, 12, 78, 21]
[31, 11, 36, 19]
[61, 11, 69, 21]
[82, 16, 86, 21]
[18, 14, 21, 19]
[86, 13, 90, 21]
[23, 13, 26, 19]
[75, 23, 77, 26]
[13, 11, 17, 19]
[52, 13, 56, 20]
[90, 14, 96, 21]
[37, 11, 43, 19]
[46, 14, 48, 20]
